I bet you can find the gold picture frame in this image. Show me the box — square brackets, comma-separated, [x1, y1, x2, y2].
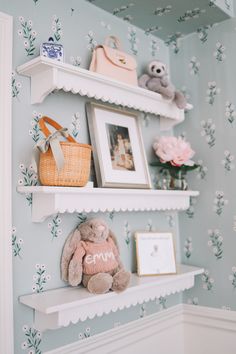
[135, 232, 177, 276]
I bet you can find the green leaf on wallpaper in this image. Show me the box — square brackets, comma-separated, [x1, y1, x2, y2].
[18, 16, 37, 56]
[22, 325, 42, 353]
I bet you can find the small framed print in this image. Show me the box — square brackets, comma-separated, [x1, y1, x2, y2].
[86, 102, 151, 189]
[135, 232, 177, 276]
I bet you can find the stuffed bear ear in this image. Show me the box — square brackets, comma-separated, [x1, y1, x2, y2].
[61, 228, 81, 282]
[108, 229, 120, 254]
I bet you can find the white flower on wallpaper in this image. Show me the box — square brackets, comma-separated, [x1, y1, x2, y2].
[189, 56, 200, 75]
[184, 237, 193, 259]
[112, 3, 134, 16]
[69, 112, 80, 139]
[228, 266, 236, 289]
[222, 305, 231, 310]
[18, 16, 37, 56]
[12, 71, 22, 99]
[196, 159, 208, 180]
[225, 101, 236, 124]
[124, 220, 131, 246]
[196, 25, 213, 43]
[139, 303, 147, 318]
[51, 15, 63, 42]
[145, 25, 162, 36]
[146, 218, 154, 232]
[154, 5, 172, 16]
[22, 325, 42, 354]
[78, 327, 91, 340]
[202, 270, 214, 290]
[70, 56, 82, 67]
[186, 197, 197, 218]
[222, 150, 235, 172]
[165, 32, 182, 54]
[101, 21, 111, 31]
[29, 111, 42, 143]
[32, 263, 51, 293]
[18, 164, 38, 206]
[48, 213, 62, 240]
[149, 38, 159, 57]
[157, 296, 167, 310]
[200, 119, 216, 147]
[12, 227, 23, 259]
[207, 229, 223, 260]
[187, 297, 199, 305]
[127, 27, 139, 55]
[177, 8, 206, 23]
[86, 31, 97, 52]
[166, 213, 175, 227]
[213, 191, 228, 216]
[206, 81, 220, 105]
[213, 42, 226, 62]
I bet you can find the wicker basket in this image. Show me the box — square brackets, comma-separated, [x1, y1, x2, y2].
[38, 116, 92, 187]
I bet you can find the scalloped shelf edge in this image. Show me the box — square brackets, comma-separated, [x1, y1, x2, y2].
[20, 264, 204, 331]
[17, 186, 199, 222]
[17, 56, 193, 131]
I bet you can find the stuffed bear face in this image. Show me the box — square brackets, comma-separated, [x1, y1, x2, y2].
[148, 60, 167, 78]
[79, 218, 109, 244]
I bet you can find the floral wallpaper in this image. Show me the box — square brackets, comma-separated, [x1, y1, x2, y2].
[171, 16, 236, 311]
[0, 0, 183, 353]
[85, 0, 234, 41]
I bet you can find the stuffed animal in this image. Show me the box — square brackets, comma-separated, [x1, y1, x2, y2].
[138, 60, 187, 109]
[61, 218, 131, 294]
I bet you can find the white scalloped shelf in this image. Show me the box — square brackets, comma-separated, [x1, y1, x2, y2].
[17, 186, 199, 222]
[19, 264, 204, 331]
[17, 56, 192, 131]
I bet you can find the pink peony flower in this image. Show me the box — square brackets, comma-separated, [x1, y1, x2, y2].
[153, 136, 195, 166]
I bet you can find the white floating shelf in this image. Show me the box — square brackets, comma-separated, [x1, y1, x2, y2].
[19, 264, 204, 331]
[17, 186, 199, 222]
[17, 56, 192, 131]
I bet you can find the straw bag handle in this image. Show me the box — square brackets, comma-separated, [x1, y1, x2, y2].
[104, 36, 122, 50]
[39, 116, 76, 142]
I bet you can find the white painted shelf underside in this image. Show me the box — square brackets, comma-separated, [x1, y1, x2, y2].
[17, 56, 192, 131]
[17, 186, 199, 222]
[19, 264, 204, 331]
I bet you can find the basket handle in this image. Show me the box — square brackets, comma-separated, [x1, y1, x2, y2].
[39, 116, 76, 143]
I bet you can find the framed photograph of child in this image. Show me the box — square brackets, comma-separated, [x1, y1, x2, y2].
[135, 232, 177, 276]
[86, 103, 151, 188]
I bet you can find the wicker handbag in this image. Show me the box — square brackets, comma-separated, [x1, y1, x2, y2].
[38, 116, 92, 187]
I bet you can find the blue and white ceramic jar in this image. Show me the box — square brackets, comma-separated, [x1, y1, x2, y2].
[40, 37, 64, 62]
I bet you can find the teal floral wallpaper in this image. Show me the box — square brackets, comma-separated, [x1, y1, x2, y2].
[85, 0, 234, 40]
[171, 16, 236, 310]
[0, 0, 183, 353]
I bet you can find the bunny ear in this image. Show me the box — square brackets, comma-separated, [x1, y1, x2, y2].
[108, 229, 120, 254]
[61, 228, 81, 282]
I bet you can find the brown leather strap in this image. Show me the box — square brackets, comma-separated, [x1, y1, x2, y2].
[39, 116, 76, 143]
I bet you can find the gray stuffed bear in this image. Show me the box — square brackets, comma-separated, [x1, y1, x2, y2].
[138, 60, 187, 109]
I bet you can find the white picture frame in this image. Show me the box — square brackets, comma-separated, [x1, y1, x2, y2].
[135, 232, 177, 276]
[86, 102, 151, 189]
